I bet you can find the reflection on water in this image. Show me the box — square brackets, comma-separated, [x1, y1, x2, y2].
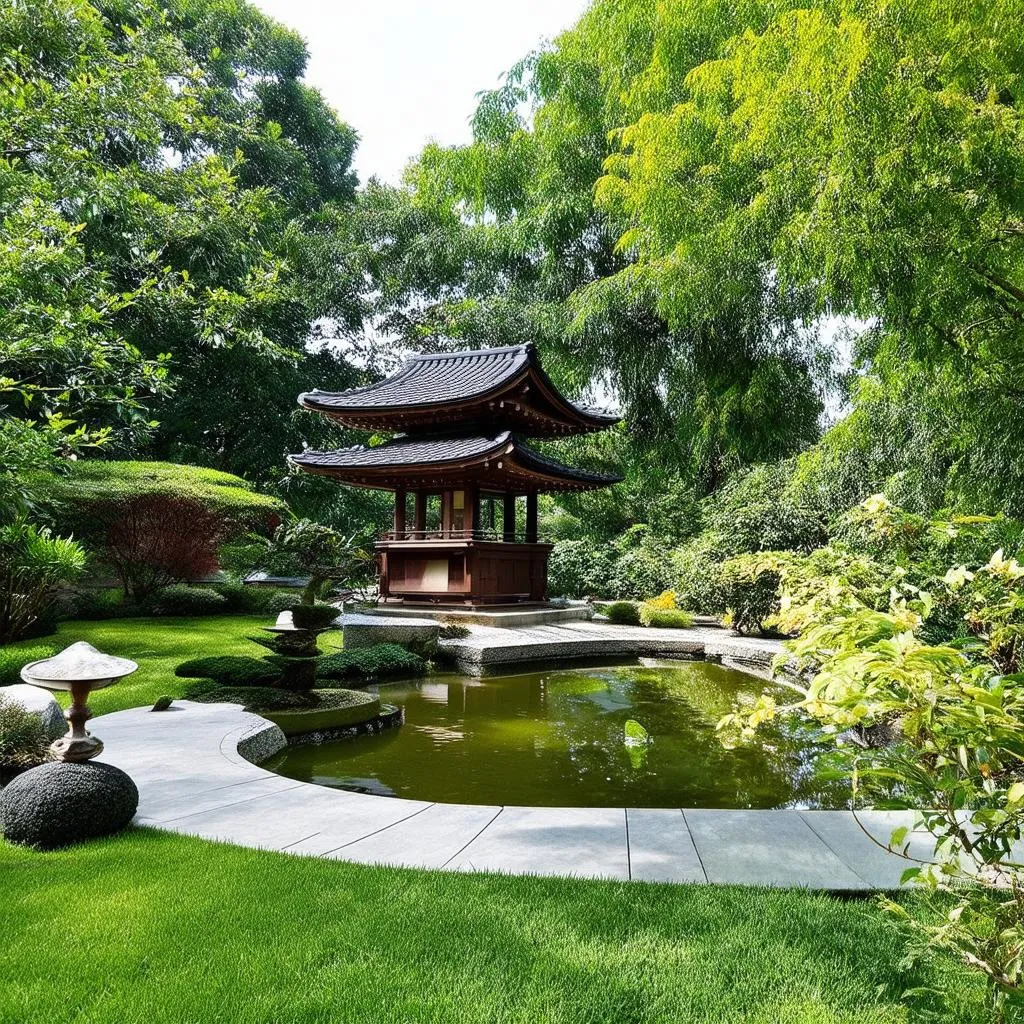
[264, 661, 850, 809]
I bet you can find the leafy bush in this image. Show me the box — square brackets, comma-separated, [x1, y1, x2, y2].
[639, 608, 694, 629]
[1, 520, 86, 643]
[0, 694, 50, 771]
[609, 545, 675, 600]
[30, 462, 283, 603]
[148, 584, 228, 617]
[60, 588, 131, 621]
[547, 539, 616, 599]
[265, 592, 302, 615]
[769, 547, 898, 636]
[703, 461, 828, 557]
[0, 643, 58, 687]
[174, 656, 280, 686]
[438, 624, 471, 640]
[717, 553, 789, 635]
[722, 545, 1024, 1018]
[317, 644, 425, 681]
[210, 579, 285, 613]
[290, 602, 340, 630]
[672, 536, 728, 614]
[603, 601, 641, 625]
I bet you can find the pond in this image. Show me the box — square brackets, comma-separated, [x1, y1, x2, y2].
[264, 660, 850, 809]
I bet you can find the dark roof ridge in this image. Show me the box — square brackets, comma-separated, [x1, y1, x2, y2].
[404, 343, 534, 362]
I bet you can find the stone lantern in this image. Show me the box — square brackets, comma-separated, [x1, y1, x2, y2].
[20, 641, 138, 762]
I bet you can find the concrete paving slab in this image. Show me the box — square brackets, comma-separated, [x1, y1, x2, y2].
[154, 784, 358, 849]
[799, 810, 937, 888]
[685, 809, 870, 889]
[626, 808, 706, 883]
[337, 802, 502, 868]
[446, 805, 629, 880]
[135, 774, 306, 823]
[276, 793, 435, 856]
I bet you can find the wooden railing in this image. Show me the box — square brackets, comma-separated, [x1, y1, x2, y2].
[381, 528, 542, 543]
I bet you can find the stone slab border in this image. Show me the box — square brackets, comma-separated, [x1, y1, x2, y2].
[95, 696, 926, 891]
[437, 620, 790, 676]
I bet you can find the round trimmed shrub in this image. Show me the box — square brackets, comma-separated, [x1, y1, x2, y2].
[639, 608, 694, 629]
[317, 644, 425, 682]
[0, 761, 138, 849]
[604, 601, 641, 625]
[174, 656, 280, 686]
[291, 602, 340, 630]
[265, 592, 301, 615]
[149, 584, 228, 617]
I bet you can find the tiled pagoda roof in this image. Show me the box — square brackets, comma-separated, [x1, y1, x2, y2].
[288, 431, 621, 493]
[298, 343, 619, 437]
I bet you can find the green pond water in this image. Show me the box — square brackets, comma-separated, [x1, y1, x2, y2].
[264, 661, 850, 809]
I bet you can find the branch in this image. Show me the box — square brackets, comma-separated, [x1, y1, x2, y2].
[972, 264, 1024, 305]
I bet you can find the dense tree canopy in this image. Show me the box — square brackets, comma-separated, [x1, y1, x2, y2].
[366, 0, 1024, 516]
[0, 0, 368, 492]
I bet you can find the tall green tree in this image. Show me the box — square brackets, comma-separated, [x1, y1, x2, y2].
[361, 5, 828, 499]
[589, 0, 1024, 513]
[0, 0, 368, 495]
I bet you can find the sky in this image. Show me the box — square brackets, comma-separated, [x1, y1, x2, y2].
[253, 0, 590, 186]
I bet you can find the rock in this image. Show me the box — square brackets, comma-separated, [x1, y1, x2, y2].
[342, 613, 440, 659]
[1, 684, 66, 741]
[0, 761, 139, 849]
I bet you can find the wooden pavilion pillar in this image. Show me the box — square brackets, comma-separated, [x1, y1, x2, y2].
[465, 484, 480, 538]
[502, 493, 516, 543]
[525, 492, 539, 544]
[413, 490, 427, 539]
[393, 488, 406, 538]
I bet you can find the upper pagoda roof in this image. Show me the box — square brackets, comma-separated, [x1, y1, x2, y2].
[298, 343, 619, 437]
[288, 431, 622, 493]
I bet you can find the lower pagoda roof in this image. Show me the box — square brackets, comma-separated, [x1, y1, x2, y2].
[288, 431, 622, 493]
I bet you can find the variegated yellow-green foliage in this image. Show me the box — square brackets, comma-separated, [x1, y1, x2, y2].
[721, 517, 1024, 1017]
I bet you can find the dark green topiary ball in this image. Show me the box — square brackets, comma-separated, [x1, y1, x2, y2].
[0, 761, 139, 849]
[290, 603, 340, 630]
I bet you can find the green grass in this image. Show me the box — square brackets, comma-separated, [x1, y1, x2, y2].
[0, 829, 985, 1024]
[0, 616, 988, 1021]
[2, 615, 342, 715]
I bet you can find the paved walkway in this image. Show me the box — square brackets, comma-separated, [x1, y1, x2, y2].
[95, 699, 930, 890]
[440, 620, 788, 674]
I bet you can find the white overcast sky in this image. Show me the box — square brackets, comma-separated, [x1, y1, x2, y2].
[253, 0, 590, 185]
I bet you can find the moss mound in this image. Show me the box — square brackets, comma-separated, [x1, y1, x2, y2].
[317, 644, 425, 682]
[174, 655, 280, 686]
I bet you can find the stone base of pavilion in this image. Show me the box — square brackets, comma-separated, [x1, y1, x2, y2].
[366, 600, 592, 628]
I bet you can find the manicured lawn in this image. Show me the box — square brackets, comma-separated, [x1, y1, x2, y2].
[0, 829, 985, 1024]
[5, 615, 342, 715]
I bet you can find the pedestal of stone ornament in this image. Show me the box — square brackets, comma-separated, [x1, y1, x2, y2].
[50, 680, 104, 762]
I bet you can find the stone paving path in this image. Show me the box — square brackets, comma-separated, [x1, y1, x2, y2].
[96, 698, 929, 890]
[440, 619, 788, 674]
